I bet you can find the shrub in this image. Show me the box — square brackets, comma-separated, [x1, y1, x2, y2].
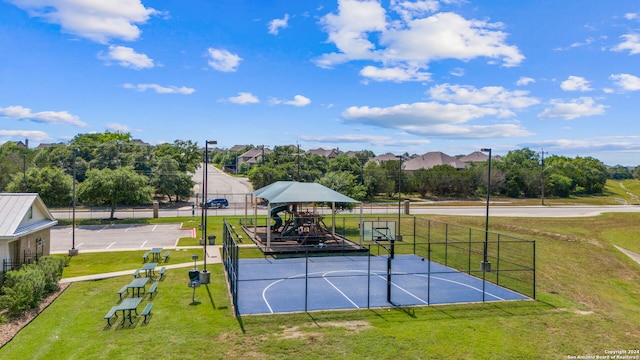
[0, 256, 65, 317]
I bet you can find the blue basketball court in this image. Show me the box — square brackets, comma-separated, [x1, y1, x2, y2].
[236, 254, 529, 315]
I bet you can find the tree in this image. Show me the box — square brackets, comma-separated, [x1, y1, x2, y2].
[77, 167, 153, 219]
[155, 140, 200, 173]
[608, 165, 633, 180]
[6, 167, 72, 206]
[0, 142, 31, 191]
[318, 171, 366, 201]
[497, 148, 540, 198]
[152, 156, 194, 202]
[362, 161, 394, 199]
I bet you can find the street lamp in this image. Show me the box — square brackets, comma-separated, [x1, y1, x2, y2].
[69, 148, 79, 257]
[200, 139, 217, 284]
[480, 148, 492, 273]
[395, 155, 404, 244]
[540, 149, 548, 205]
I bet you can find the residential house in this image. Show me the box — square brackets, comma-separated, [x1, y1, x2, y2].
[0, 193, 58, 277]
[403, 152, 466, 173]
[307, 148, 341, 159]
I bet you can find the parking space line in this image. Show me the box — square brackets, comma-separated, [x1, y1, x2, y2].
[152, 225, 158, 232]
[106, 241, 116, 249]
[141, 240, 148, 248]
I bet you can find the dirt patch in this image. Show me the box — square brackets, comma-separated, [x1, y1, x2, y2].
[322, 320, 372, 332]
[0, 282, 70, 348]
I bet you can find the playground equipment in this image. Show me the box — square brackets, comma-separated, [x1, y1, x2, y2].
[270, 204, 289, 232]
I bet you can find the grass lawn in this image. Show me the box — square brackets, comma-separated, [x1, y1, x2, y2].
[2, 210, 640, 359]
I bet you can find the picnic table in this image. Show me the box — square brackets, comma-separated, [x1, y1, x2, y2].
[116, 297, 143, 325]
[150, 247, 163, 262]
[126, 277, 150, 297]
[140, 262, 158, 277]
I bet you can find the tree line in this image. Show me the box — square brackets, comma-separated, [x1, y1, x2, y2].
[2, 133, 639, 215]
[1, 132, 200, 218]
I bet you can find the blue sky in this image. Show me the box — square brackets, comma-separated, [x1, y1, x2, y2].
[2, 0, 640, 166]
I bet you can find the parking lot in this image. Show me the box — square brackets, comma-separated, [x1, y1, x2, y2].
[50, 224, 194, 254]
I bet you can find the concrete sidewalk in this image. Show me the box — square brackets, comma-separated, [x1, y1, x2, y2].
[59, 245, 222, 283]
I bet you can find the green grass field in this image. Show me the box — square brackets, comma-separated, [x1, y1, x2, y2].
[2, 205, 640, 359]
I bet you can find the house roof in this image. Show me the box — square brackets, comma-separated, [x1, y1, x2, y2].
[0, 193, 58, 240]
[458, 151, 489, 163]
[403, 152, 466, 171]
[253, 181, 359, 204]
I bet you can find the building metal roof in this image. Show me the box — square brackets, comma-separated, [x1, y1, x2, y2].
[0, 193, 58, 240]
[253, 181, 359, 204]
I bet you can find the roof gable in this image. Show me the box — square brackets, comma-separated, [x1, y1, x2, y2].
[404, 152, 466, 171]
[0, 193, 57, 239]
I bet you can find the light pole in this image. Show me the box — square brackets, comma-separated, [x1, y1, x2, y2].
[200, 140, 217, 284]
[541, 149, 548, 205]
[69, 148, 79, 256]
[480, 148, 492, 273]
[395, 155, 404, 247]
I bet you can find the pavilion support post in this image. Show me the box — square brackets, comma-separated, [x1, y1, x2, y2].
[267, 202, 272, 249]
[359, 202, 363, 245]
[331, 201, 336, 237]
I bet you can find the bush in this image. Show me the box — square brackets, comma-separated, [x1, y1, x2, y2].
[0, 256, 65, 317]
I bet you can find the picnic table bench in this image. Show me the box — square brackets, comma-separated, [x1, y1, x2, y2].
[118, 285, 129, 300]
[142, 251, 150, 263]
[104, 306, 119, 326]
[158, 266, 166, 280]
[162, 250, 170, 262]
[133, 269, 141, 278]
[148, 281, 159, 299]
[140, 303, 153, 324]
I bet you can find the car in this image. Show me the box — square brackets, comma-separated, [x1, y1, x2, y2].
[205, 198, 229, 208]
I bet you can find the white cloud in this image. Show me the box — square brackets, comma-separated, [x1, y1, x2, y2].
[560, 76, 593, 91]
[516, 77, 535, 86]
[271, 95, 311, 107]
[360, 65, 431, 82]
[122, 83, 195, 94]
[624, 13, 640, 20]
[7, 0, 158, 43]
[300, 134, 392, 143]
[0, 129, 50, 142]
[610, 73, 640, 91]
[341, 102, 532, 138]
[316, 1, 524, 82]
[268, 14, 289, 35]
[206, 48, 242, 72]
[390, 0, 440, 23]
[612, 33, 640, 55]
[537, 97, 606, 120]
[0, 105, 87, 127]
[106, 122, 133, 132]
[225, 92, 259, 104]
[99, 45, 154, 69]
[428, 84, 539, 109]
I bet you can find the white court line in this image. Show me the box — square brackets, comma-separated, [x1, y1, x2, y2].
[262, 279, 285, 313]
[106, 241, 116, 250]
[416, 274, 505, 301]
[322, 270, 363, 309]
[374, 272, 429, 305]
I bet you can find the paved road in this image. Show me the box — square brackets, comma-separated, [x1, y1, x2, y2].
[192, 163, 253, 206]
